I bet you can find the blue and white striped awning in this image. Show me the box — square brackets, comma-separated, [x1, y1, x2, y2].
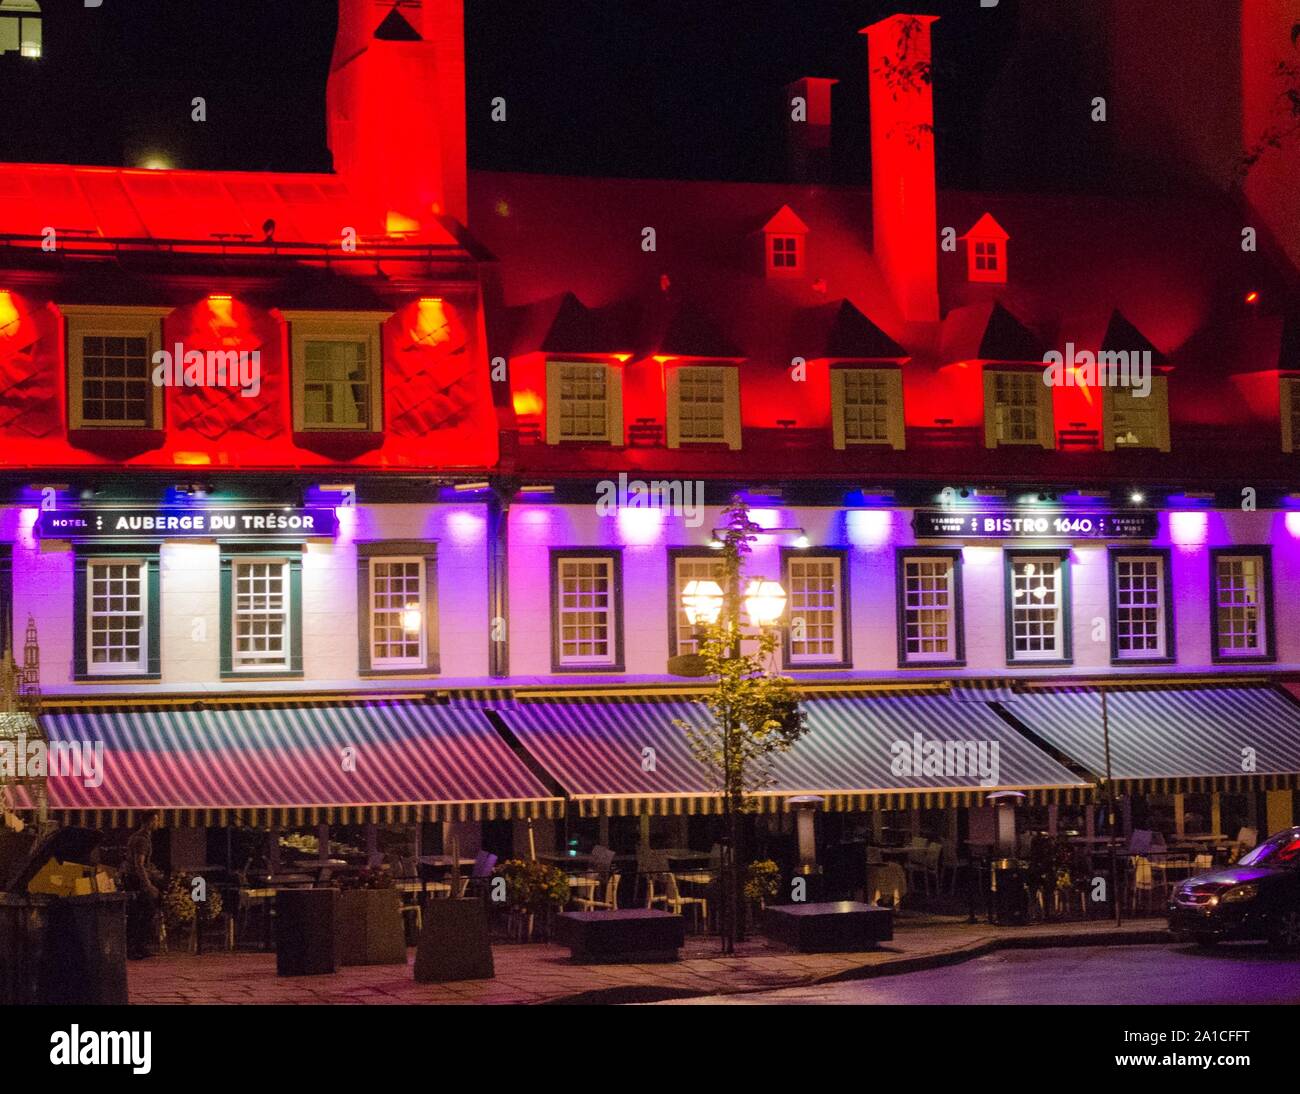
[1002, 685, 1300, 793]
[26, 700, 562, 827]
[499, 692, 1091, 816]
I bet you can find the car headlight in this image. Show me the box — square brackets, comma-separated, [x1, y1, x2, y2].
[1220, 884, 1259, 904]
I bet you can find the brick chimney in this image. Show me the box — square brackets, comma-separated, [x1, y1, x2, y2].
[327, 0, 468, 232]
[862, 14, 940, 324]
[783, 76, 837, 182]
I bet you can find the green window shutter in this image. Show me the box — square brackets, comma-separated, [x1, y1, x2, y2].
[356, 557, 371, 674]
[665, 367, 681, 448]
[722, 367, 741, 450]
[1036, 371, 1055, 449]
[289, 557, 303, 675]
[982, 369, 998, 448]
[73, 554, 88, 677]
[884, 368, 906, 450]
[606, 364, 624, 445]
[218, 557, 233, 676]
[830, 369, 846, 450]
[545, 362, 561, 444]
[1151, 375, 1171, 453]
[146, 557, 161, 677]
[1281, 378, 1294, 455]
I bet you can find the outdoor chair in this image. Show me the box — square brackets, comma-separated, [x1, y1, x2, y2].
[867, 862, 907, 907]
[573, 871, 621, 912]
[905, 842, 941, 895]
[457, 851, 498, 899]
[650, 870, 707, 931]
[1130, 855, 1156, 913]
[1235, 827, 1258, 853]
[638, 849, 671, 907]
[1128, 829, 1154, 855]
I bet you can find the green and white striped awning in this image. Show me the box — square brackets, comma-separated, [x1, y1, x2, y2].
[21, 700, 563, 827]
[498, 691, 1091, 816]
[1001, 685, 1300, 793]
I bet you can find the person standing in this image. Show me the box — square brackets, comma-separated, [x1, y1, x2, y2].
[124, 811, 162, 960]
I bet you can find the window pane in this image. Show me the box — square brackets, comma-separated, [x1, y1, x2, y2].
[1010, 557, 1062, 660]
[87, 560, 145, 673]
[993, 372, 1039, 444]
[557, 364, 609, 441]
[673, 557, 725, 654]
[232, 560, 290, 669]
[1215, 555, 1265, 656]
[370, 558, 424, 666]
[902, 557, 954, 661]
[788, 557, 840, 662]
[677, 367, 726, 441]
[302, 340, 370, 428]
[842, 370, 891, 443]
[81, 334, 151, 426]
[1114, 556, 1164, 658]
[557, 557, 615, 665]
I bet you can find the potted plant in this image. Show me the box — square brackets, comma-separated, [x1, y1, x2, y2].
[162, 873, 224, 953]
[496, 859, 570, 942]
[743, 859, 781, 914]
[335, 868, 405, 965]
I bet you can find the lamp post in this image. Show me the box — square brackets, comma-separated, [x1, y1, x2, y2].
[676, 571, 787, 954]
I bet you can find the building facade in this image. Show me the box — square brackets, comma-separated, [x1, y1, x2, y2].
[2, 2, 1299, 873]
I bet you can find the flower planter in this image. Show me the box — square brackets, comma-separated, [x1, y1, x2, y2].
[337, 888, 406, 966]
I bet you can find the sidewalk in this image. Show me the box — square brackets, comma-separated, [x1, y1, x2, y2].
[126, 915, 1170, 1005]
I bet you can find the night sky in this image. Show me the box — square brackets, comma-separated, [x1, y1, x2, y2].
[4, 0, 1021, 187]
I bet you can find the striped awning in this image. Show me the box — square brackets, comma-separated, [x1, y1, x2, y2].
[1001, 685, 1300, 793]
[21, 701, 562, 827]
[498, 692, 1091, 816]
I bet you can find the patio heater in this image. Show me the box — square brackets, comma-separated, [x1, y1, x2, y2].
[788, 795, 825, 902]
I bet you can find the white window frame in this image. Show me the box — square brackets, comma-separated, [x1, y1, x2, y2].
[1213, 553, 1268, 659]
[1103, 375, 1170, 452]
[0, 1, 41, 59]
[671, 554, 726, 656]
[553, 554, 620, 669]
[1112, 554, 1167, 660]
[984, 368, 1053, 449]
[666, 364, 740, 449]
[900, 555, 958, 664]
[784, 553, 845, 666]
[230, 557, 292, 673]
[368, 556, 427, 670]
[282, 310, 387, 433]
[546, 360, 624, 444]
[1007, 554, 1066, 662]
[831, 366, 905, 449]
[61, 305, 168, 429]
[85, 558, 148, 676]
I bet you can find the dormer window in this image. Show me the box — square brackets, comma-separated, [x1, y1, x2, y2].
[761, 205, 809, 279]
[960, 213, 1009, 285]
[0, 0, 41, 58]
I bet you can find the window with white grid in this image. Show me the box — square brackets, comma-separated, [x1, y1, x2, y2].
[232, 559, 290, 671]
[79, 335, 153, 427]
[557, 363, 609, 441]
[676, 367, 727, 442]
[1113, 555, 1165, 658]
[993, 371, 1041, 444]
[370, 558, 425, 668]
[1110, 389, 1159, 448]
[1009, 556, 1064, 660]
[787, 556, 842, 664]
[901, 556, 956, 663]
[842, 370, 891, 443]
[673, 556, 725, 655]
[1215, 555, 1266, 657]
[556, 557, 616, 666]
[86, 560, 146, 674]
[302, 339, 370, 428]
[769, 235, 800, 271]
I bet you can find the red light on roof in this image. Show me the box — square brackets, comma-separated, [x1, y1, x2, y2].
[208, 294, 233, 302]
[652, 355, 677, 364]
[419, 297, 443, 305]
[611, 353, 632, 362]
[1245, 291, 1259, 304]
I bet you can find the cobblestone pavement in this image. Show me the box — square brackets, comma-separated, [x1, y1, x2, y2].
[127, 916, 1169, 1005]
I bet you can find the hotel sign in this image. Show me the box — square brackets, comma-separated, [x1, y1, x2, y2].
[913, 509, 1158, 540]
[38, 507, 339, 540]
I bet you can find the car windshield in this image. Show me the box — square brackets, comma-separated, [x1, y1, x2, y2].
[1238, 832, 1300, 867]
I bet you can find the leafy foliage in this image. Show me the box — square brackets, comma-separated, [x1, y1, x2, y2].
[496, 859, 570, 911]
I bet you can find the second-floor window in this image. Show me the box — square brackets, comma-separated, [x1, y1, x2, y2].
[1104, 376, 1170, 452]
[831, 367, 905, 449]
[783, 551, 849, 667]
[768, 235, 802, 272]
[1282, 377, 1300, 454]
[546, 361, 623, 444]
[63, 306, 167, 429]
[667, 365, 740, 448]
[985, 369, 1050, 448]
[1006, 552, 1070, 663]
[551, 552, 623, 670]
[284, 312, 386, 433]
[1212, 550, 1272, 661]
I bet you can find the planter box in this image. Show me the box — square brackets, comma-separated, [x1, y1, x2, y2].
[414, 899, 494, 983]
[763, 901, 893, 953]
[554, 909, 685, 963]
[276, 888, 339, 977]
[337, 888, 407, 966]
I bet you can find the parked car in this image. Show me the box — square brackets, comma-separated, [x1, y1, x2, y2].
[1168, 827, 1300, 951]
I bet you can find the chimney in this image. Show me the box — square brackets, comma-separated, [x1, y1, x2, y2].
[862, 14, 939, 324]
[327, 0, 468, 232]
[783, 76, 837, 182]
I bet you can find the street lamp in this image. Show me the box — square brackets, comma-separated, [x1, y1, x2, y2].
[681, 579, 724, 626]
[743, 578, 787, 628]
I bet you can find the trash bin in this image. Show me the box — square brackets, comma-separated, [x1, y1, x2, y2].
[990, 858, 1029, 925]
[1, 827, 129, 1004]
[275, 887, 340, 976]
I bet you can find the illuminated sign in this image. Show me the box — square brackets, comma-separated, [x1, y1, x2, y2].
[913, 509, 1158, 540]
[37, 507, 339, 540]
